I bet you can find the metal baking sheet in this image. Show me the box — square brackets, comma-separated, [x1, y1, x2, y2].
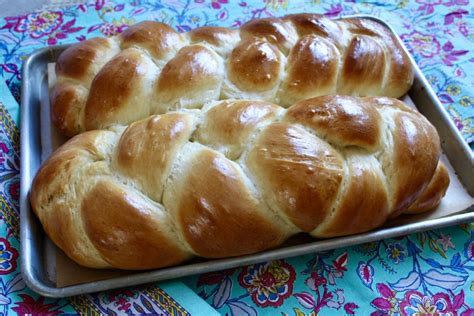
[20, 15, 474, 297]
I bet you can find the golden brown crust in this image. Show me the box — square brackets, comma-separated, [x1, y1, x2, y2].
[247, 122, 344, 232]
[313, 154, 390, 237]
[194, 100, 281, 159]
[228, 38, 281, 92]
[154, 45, 223, 111]
[285, 96, 382, 151]
[84, 49, 157, 130]
[50, 81, 88, 136]
[31, 131, 111, 210]
[343, 18, 388, 38]
[339, 35, 385, 95]
[174, 149, 288, 257]
[279, 35, 339, 105]
[342, 18, 413, 96]
[385, 46, 414, 97]
[240, 17, 298, 52]
[389, 111, 440, 215]
[406, 162, 450, 213]
[55, 37, 112, 83]
[190, 26, 238, 47]
[82, 180, 190, 270]
[120, 21, 184, 60]
[30, 145, 80, 256]
[30, 131, 118, 268]
[284, 14, 342, 44]
[116, 113, 194, 200]
[32, 96, 447, 270]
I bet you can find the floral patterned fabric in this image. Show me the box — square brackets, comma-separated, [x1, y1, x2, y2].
[0, 0, 472, 315]
[185, 226, 474, 315]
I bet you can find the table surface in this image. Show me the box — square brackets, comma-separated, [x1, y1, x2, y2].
[0, 1, 472, 315]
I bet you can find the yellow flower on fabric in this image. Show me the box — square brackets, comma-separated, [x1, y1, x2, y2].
[427, 75, 438, 85]
[386, 243, 407, 264]
[416, 301, 438, 314]
[397, 0, 408, 8]
[447, 106, 474, 137]
[189, 15, 200, 24]
[264, 0, 289, 10]
[112, 17, 135, 27]
[101, 5, 114, 13]
[446, 84, 461, 96]
[471, 281, 474, 291]
[360, 242, 377, 253]
[291, 307, 318, 316]
[459, 96, 473, 107]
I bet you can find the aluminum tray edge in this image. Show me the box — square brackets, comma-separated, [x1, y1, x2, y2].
[20, 47, 67, 298]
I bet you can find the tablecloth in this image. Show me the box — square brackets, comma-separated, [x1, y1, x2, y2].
[0, 0, 472, 315]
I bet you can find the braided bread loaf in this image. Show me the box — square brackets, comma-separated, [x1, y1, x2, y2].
[51, 14, 414, 136]
[31, 96, 449, 270]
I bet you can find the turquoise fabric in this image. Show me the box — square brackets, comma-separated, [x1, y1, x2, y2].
[0, 79, 18, 124]
[183, 225, 474, 315]
[160, 281, 221, 316]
